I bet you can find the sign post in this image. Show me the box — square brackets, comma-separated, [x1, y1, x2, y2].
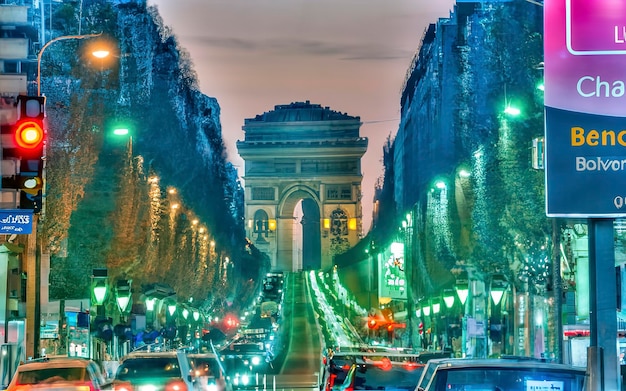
[545, 1, 626, 389]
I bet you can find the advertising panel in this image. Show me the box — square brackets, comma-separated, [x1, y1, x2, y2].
[545, 0, 626, 217]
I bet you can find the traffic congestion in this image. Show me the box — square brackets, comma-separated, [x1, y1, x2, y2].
[4, 271, 588, 391]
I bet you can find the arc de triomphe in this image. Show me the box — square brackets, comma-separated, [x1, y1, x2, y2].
[237, 101, 367, 272]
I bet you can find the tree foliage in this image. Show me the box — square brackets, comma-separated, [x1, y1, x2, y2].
[42, 1, 260, 308]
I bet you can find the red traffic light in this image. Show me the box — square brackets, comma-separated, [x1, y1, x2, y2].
[367, 318, 377, 329]
[14, 120, 44, 150]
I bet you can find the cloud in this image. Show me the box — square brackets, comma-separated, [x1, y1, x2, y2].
[185, 35, 411, 61]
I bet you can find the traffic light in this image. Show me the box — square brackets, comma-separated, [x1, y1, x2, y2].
[367, 317, 377, 329]
[14, 95, 46, 212]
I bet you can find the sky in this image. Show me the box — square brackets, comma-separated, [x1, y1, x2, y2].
[147, 0, 455, 232]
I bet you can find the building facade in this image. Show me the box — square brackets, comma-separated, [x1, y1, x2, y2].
[238, 101, 367, 272]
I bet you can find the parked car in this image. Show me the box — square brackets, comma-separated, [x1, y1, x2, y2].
[188, 353, 232, 391]
[333, 356, 425, 391]
[110, 350, 195, 391]
[414, 357, 587, 391]
[6, 357, 109, 391]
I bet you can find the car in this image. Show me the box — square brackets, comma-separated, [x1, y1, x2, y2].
[6, 357, 109, 391]
[188, 353, 232, 391]
[110, 350, 195, 391]
[414, 357, 587, 391]
[321, 350, 436, 391]
[333, 356, 425, 391]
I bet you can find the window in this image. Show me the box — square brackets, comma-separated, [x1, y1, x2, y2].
[326, 185, 352, 200]
[252, 187, 275, 200]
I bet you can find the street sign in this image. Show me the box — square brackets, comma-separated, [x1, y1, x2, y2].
[545, 0, 626, 217]
[0, 209, 32, 234]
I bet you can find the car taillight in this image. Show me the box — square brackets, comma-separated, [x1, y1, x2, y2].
[113, 381, 134, 391]
[71, 382, 93, 391]
[165, 379, 188, 391]
[327, 373, 337, 391]
[402, 361, 423, 371]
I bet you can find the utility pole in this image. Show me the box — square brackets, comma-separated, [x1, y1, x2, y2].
[25, 216, 40, 359]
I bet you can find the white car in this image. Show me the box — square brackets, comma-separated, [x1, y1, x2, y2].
[6, 357, 109, 391]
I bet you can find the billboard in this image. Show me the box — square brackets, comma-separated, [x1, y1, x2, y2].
[545, 0, 626, 217]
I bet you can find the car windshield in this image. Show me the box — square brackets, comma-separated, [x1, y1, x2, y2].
[329, 356, 358, 384]
[191, 357, 222, 378]
[116, 357, 182, 380]
[434, 367, 586, 391]
[17, 367, 85, 384]
[349, 362, 423, 390]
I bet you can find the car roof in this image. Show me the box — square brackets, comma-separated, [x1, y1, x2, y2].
[330, 351, 444, 362]
[423, 357, 586, 371]
[122, 350, 185, 360]
[188, 353, 218, 358]
[18, 358, 93, 370]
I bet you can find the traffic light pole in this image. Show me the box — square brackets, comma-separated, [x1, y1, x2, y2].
[25, 215, 40, 359]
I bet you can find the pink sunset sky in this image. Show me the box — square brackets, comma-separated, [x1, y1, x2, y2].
[147, 0, 455, 232]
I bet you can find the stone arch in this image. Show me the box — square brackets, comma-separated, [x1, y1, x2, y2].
[237, 101, 367, 273]
[276, 185, 321, 271]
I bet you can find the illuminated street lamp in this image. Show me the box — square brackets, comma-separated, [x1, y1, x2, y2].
[37, 32, 111, 95]
[168, 302, 177, 317]
[443, 289, 455, 309]
[489, 274, 509, 356]
[145, 297, 157, 312]
[455, 279, 469, 306]
[490, 274, 508, 306]
[115, 279, 132, 316]
[93, 281, 107, 306]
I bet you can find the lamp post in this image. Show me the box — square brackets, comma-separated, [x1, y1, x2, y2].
[36, 32, 107, 95]
[455, 275, 469, 357]
[90, 268, 108, 361]
[25, 32, 111, 359]
[489, 274, 508, 357]
[443, 289, 455, 352]
[145, 297, 157, 329]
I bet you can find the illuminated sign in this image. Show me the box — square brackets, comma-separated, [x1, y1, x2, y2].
[545, 0, 626, 217]
[0, 209, 32, 234]
[379, 243, 407, 300]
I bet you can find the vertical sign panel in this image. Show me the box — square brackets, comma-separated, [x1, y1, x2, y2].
[545, 0, 626, 217]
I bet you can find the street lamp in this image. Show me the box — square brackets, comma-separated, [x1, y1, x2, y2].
[36, 32, 111, 95]
[490, 274, 508, 306]
[443, 289, 455, 309]
[93, 281, 107, 306]
[145, 297, 156, 328]
[115, 279, 132, 318]
[167, 302, 177, 317]
[489, 274, 509, 356]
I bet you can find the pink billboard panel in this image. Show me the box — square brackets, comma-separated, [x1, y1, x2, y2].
[545, 0, 626, 116]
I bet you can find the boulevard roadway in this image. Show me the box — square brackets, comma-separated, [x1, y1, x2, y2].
[242, 272, 323, 391]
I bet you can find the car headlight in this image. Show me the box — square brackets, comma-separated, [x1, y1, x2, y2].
[241, 375, 249, 385]
[251, 356, 261, 366]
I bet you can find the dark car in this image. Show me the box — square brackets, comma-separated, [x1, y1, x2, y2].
[414, 357, 587, 391]
[321, 351, 432, 391]
[188, 353, 232, 391]
[111, 350, 195, 391]
[334, 357, 425, 391]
